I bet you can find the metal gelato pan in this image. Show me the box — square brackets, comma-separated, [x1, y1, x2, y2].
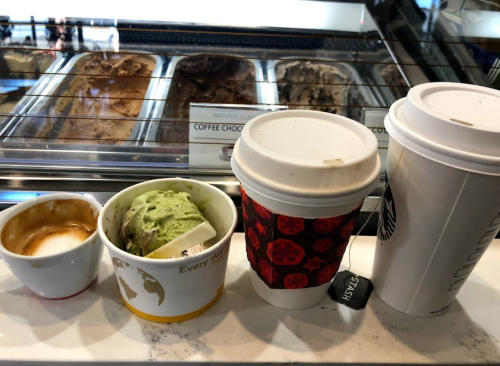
[145, 53, 269, 147]
[267, 57, 379, 122]
[3, 51, 163, 146]
[0, 49, 65, 121]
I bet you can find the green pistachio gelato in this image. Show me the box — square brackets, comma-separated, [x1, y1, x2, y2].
[121, 190, 207, 256]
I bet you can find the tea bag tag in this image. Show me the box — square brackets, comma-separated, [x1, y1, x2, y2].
[328, 271, 373, 310]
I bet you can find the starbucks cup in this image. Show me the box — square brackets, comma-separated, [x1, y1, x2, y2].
[373, 83, 500, 317]
[231, 110, 381, 309]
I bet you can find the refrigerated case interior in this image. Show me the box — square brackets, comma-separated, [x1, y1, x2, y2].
[0, 5, 410, 175]
[0, 2, 421, 235]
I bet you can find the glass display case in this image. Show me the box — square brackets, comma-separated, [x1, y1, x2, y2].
[1, 0, 499, 227]
[11, 0, 488, 234]
[372, 0, 500, 88]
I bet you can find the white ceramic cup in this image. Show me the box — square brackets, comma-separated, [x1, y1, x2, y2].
[98, 178, 238, 323]
[373, 83, 500, 317]
[0, 193, 103, 299]
[231, 110, 380, 309]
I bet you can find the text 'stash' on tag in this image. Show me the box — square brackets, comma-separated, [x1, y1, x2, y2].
[328, 271, 373, 310]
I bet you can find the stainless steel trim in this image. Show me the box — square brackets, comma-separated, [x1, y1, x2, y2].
[369, 13, 414, 90]
[361, 195, 382, 213]
[0, 168, 238, 181]
[3, 51, 163, 146]
[0, 187, 380, 212]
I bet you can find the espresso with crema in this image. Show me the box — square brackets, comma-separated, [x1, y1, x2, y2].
[1, 199, 98, 256]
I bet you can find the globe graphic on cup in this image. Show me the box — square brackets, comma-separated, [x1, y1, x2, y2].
[111, 257, 165, 306]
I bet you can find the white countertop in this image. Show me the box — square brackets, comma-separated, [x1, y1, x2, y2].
[1, 234, 499, 364]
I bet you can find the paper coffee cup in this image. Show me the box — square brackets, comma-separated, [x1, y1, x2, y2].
[98, 178, 237, 322]
[373, 83, 500, 317]
[231, 110, 381, 309]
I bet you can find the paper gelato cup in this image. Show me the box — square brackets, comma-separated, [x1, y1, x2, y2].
[98, 178, 237, 322]
[232, 110, 381, 309]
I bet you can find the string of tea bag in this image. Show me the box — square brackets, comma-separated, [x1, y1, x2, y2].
[346, 147, 407, 272]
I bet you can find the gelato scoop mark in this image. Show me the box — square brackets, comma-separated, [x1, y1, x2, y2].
[121, 190, 207, 257]
[138, 268, 165, 306]
[118, 276, 137, 301]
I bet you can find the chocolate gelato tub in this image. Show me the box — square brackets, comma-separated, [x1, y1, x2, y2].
[267, 58, 379, 122]
[145, 54, 268, 147]
[4, 52, 162, 146]
[0, 49, 64, 125]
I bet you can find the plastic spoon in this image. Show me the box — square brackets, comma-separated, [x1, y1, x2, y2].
[145, 222, 217, 259]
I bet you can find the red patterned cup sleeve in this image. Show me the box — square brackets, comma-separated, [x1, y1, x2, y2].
[242, 188, 362, 289]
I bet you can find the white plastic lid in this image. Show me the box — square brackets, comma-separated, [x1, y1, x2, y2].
[386, 82, 500, 175]
[231, 110, 381, 208]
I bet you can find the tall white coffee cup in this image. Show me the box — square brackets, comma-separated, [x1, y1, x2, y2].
[373, 83, 500, 317]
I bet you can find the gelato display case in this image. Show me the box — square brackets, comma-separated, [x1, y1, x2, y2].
[0, 1, 410, 237]
[0, 0, 498, 235]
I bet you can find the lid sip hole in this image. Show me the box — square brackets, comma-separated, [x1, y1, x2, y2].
[450, 118, 474, 127]
[323, 159, 344, 167]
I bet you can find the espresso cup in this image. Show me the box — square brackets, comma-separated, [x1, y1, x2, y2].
[0, 193, 103, 299]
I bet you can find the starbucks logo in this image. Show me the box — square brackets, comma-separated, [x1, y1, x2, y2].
[377, 175, 397, 241]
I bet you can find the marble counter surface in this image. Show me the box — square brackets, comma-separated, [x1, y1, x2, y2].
[0, 234, 499, 364]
